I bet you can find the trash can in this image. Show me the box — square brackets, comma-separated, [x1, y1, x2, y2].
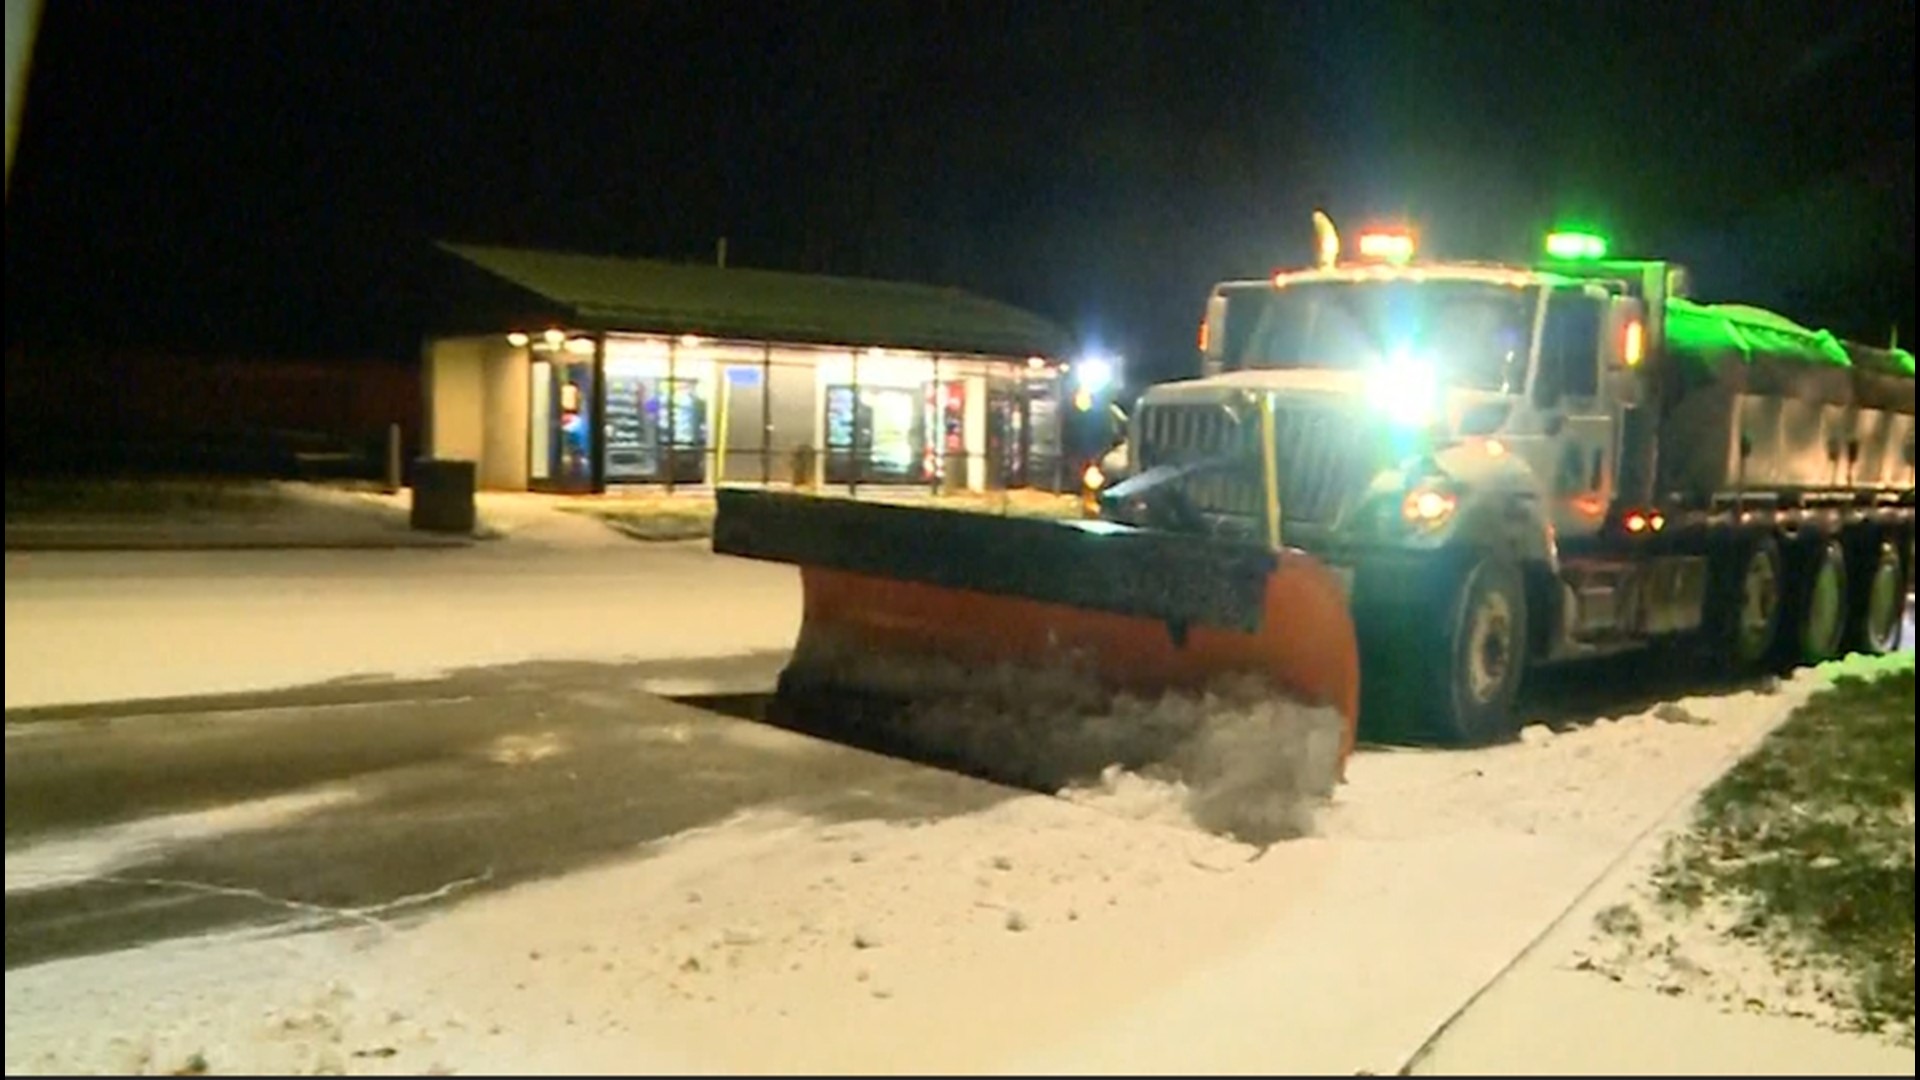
[790, 445, 818, 490]
[410, 459, 477, 534]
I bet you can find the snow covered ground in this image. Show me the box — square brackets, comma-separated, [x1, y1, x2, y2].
[3, 540, 798, 710]
[5, 538, 1914, 1075]
[7, 659, 1909, 1074]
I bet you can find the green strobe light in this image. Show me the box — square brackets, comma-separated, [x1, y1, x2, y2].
[1545, 231, 1609, 261]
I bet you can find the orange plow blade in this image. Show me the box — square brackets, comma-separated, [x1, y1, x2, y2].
[792, 561, 1360, 767]
[712, 488, 1361, 780]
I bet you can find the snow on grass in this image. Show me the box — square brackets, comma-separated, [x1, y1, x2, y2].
[4, 478, 292, 521]
[1575, 654, 1916, 1044]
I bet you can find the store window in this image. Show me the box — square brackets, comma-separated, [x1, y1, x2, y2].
[818, 350, 937, 486]
[604, 336, 712, 484]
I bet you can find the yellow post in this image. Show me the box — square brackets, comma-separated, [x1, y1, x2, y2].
[1259, 393, 1283, 551]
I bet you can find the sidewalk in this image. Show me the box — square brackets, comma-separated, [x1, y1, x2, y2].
[1409, 964, 1912, 1076]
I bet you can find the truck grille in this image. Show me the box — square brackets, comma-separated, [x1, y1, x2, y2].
[1136, 400, 1373, 526]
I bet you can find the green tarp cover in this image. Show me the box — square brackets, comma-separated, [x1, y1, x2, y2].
[1665, 296, 1915, 379]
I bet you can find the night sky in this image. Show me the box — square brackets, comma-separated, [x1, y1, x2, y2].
[6, 0, 1914, 384]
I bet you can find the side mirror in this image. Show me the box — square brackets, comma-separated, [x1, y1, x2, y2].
[1602, 295, 1648, 407]
[1201, 294, 1229, 374]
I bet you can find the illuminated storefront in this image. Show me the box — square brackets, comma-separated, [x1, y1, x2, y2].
[423, 243, 1075, 495]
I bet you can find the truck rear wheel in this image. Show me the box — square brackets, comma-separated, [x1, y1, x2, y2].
[1847, 538, 1910, 656]
[1778, 537, 1850, 668]
[1704, 534, 1784, 674]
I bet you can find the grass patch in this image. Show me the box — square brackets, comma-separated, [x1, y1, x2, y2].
[560, 496, 718, 542]
[4, 477, 288, 522]
[562, 488, 1083, 542]
[1652, 661, 1916, 1037]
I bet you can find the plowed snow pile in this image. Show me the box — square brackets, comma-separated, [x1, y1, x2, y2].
[6, 662, 1898, 1076]
[787, 645, 1346, 844]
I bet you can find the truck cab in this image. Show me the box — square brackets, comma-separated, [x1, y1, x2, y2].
[1107, 255, 1653, 556]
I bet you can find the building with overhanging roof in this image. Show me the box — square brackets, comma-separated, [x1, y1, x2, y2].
[423, 243, 1079, 494]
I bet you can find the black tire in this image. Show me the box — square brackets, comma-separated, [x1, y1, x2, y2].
[1703, 533, 1785, 675]
[1357, 554, 1529, 746]
[1776, 535, 1851, 669]
[1845, 535, 1911, 656]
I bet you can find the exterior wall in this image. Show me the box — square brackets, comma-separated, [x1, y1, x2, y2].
[427, 327, 1069, 497]
[426, 334, 533, 491]
[425, 337, 486, 465]
[481, 342, 530, 491]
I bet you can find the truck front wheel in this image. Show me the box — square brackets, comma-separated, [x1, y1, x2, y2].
[1407, 556, 1530, 746]
[1354, 554, 1529, 746]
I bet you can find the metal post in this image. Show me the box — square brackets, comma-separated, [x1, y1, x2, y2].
[761, 341, 773, 486]
[929, 353, 942, 493]
[849, 348, 861, 499]
[713, 365, 730, 487]
[384, 422, 402, 494]
[665, 336, 678, 495]
[591, 332, 608, 494]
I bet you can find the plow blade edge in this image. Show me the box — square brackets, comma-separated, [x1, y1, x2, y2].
[712, 489, 1360, 763]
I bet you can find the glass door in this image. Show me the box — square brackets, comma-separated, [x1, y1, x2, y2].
[530, 356, 596, 493]
[986, 377, 1022, 490]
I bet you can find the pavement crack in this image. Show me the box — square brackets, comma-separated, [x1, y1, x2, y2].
[102, 869, 496, 936]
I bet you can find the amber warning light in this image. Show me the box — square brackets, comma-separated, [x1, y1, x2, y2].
[1356, 231, 1416, 264]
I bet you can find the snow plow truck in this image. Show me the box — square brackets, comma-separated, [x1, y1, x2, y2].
[712, 215, 1915, 781]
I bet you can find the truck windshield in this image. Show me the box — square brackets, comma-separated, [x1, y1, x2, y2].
[1228, 280, 1537, 393]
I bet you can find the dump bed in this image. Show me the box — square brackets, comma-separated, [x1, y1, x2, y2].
[1655, 298, 1915, 498]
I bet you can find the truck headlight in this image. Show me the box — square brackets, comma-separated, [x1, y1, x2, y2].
[1400, 483, 1458, 531]
[1366, 352, 1443, 428]
[1079, 463, 1106, 519]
